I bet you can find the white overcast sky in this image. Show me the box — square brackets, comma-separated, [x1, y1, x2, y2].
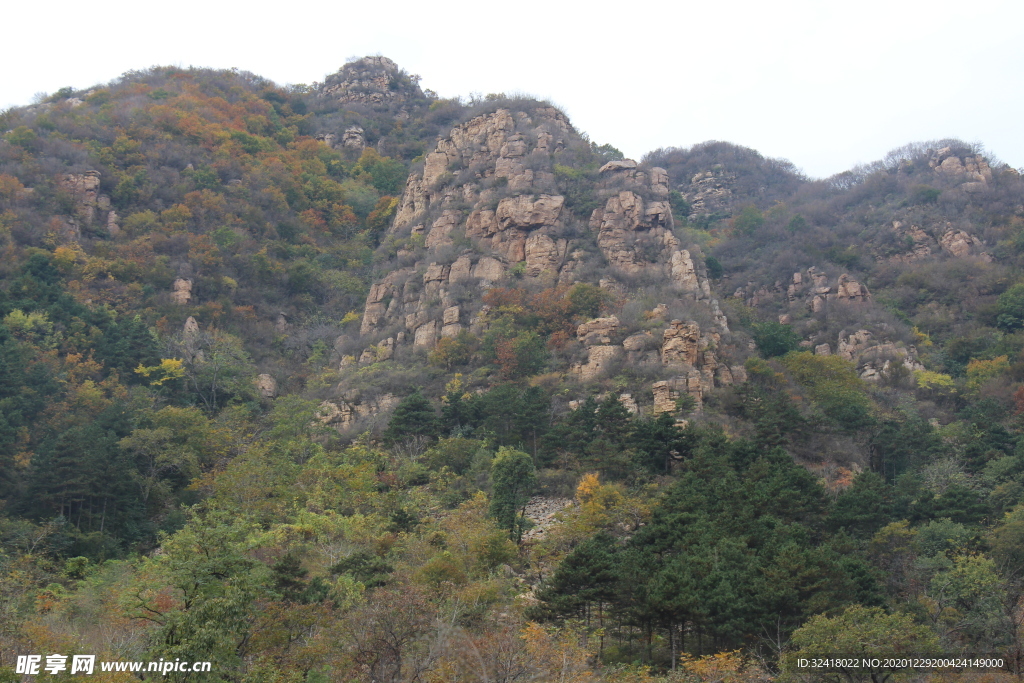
[3, 0, 1021, 179]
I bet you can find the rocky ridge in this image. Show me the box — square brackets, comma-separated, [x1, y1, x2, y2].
[318, 56, 421, 109]
[336, 104, 741, 425]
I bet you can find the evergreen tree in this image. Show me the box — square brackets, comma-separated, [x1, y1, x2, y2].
[488, 446, 536, 542]
[384, 390, 439, 442]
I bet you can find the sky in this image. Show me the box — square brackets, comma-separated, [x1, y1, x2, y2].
[3, 0, 1021, 179]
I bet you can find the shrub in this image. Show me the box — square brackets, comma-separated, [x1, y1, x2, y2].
[751, 321, 800, 358]
[996, 283, 1024, 331]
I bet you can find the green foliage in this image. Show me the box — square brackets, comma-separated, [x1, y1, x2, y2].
[751, 321, 800, 358]
[422, 437, 487, 475]
[828, 471, 891, 536]
[488, 446, 537, 541]
[554, 163, 599, 218]
[5, 126, 38, 150]
[911, 184, 942, 204]
[783, 605, 940, 678]
[534, 532, 620, 620]
[732, 205, 764, 236]
[781, 352, 875, 431]
[567, 282, 609, 318]
[172, 329, 257, 411]
[332, 551, 394, 588]
[139, 511, 272, 680]
[352, 148, 408, 195]
[996, 282, 1024, 330]
[384, 390, 439, 442]
[669, 190, 691, 218]
[704, 255, 723, 279]
[786, 214, 808, 233]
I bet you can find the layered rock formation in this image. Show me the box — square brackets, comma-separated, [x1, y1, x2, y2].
[316, 393, 399, 433]
[929, 146, 993, 183]
[566, 311, 739, 411]
[359, 107, 576, 343]
[348, 102, 742, 423]
[887, 220, 991, 263]
[319, 56, 420, 108]
[359, 104, 724, 345]
[52, 170, 118, 241]
[815, 329, 925, 381]
[735, 267, 871, 313]
[684, 170, 735, 215]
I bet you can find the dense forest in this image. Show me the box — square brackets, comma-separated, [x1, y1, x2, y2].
[1, 55, 1024, 682]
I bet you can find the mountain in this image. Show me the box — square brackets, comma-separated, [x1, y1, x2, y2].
[1, 56, 1023, 680]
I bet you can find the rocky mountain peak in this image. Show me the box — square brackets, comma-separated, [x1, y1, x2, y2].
[319, 55, 423, 107]
[340, 101, 738, 422]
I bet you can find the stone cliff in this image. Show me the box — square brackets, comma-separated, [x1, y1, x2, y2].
[337, 103, 741, 425]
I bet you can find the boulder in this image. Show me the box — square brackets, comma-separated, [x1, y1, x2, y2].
[171, 278, 193, 305]
[577, 316, 620, 345]
[472, 257, 505, 282]
[256, 374, 278, 399]
[495, 194, 564, 230]
[598, 159, 637, 173]
[342, 125, 365, 149]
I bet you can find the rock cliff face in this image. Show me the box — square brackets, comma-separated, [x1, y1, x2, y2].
[588, 172, 709, 296]
[359, 107, 575, 342]
[345, 103, 742, 423]
[360, 106, 724, 343]
[52, 170, 118, 241]
[316, 393, 399, 433]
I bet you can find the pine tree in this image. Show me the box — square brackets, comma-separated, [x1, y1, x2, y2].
[488, 447, 536, 542]
[384, 390, 439, 442]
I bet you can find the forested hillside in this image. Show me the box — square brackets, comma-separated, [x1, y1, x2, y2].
[1, 56, 1024, 682]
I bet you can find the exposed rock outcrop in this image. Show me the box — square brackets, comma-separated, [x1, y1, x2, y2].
[353, 102, 739, 416]
[577, 316, 620, 345]
[319, 56, 420, 108]
[889, 220, 934, 262]
[316, 393, 399, 432]
[570, 345, 622, 381]
[929, 147, 992, 183]
[836, 329, 924, 381]
[684, 170, 735, 215]
[361, 107, 576, 339]
[589, 188, 709, 296]
[939, 227, 991, 261]
[58, 171, 101, 223]
[651, 319, 741, 412]
[171, 278, 193, 305]
[256, 374, 278, 399]
[314, 133, 337, 148]
[342, 126, 365, 149]
[739, 266, 871, 313]
[887, 220, 990, 262]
